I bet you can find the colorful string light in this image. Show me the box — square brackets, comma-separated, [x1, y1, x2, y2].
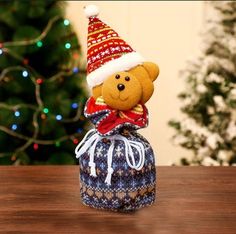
[56, 114, 62, 121]
[73, 67, 79, 73]
[43, 108, 49, 114]
[33, 143, 39, 150]
[65, 42, 71, 49]
[23, 59, 29, 65]
[73, 138, 79, 144]
[71, 103, 78, 109]
[41, 113, 46, 120]
[0, 16, 87, 161]
[63, 19, 70, 26]
[36, 41, 43, 47]
[11, 124, 17, 131]
[77, 128, 83, 133]
[36, 78, 43, 84]
[22, 70, 28, 77]
[14, 111, 20, 117]
[73, 52, 79, 59]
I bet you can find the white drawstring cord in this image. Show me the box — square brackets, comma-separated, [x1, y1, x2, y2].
[116, 135, 145, 171]
[75, 130, 145, 185]
[88, 136, 101, 177]
[104, 138, 115, 185]
[75, 129, 96, 157]
[75, 129, 101, 177]
[128, 140, 145, 170]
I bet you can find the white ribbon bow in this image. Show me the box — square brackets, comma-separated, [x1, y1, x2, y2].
[75, 129, 145, 185]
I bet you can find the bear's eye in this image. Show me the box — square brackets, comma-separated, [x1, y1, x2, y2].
[125, 76, 130, 81]
[115, 74, 120, 79]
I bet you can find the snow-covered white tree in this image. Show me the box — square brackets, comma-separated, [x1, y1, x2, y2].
[169, 1, 236, 166]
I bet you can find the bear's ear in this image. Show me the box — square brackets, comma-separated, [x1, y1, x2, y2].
[143, 62, 159, 82]
[92, 84, 103, 99]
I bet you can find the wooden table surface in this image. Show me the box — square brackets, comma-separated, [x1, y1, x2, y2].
[0, 166, 236, 234]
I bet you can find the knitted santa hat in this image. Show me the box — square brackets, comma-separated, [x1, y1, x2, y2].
[84, 5, 145, 88]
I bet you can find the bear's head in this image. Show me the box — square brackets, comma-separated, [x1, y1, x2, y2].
[92, 62, 159, 111]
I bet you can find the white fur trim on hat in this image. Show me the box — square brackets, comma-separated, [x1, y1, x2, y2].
[87, 52, 145, 88]
[84, 5, 99, 18]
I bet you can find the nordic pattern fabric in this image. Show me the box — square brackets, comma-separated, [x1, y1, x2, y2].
[79, 131, 156, 211]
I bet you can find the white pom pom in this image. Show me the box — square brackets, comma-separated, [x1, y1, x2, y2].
[84, 5, 99, 18]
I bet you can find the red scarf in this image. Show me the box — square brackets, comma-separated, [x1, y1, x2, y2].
[85, 97, 148, 135]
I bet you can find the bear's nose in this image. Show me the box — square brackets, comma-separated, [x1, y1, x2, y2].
[117, 84, 125, 91]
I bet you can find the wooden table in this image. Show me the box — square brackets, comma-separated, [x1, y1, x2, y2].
[0, 166, 236, 234]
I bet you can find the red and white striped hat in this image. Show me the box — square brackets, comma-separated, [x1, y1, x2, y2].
[84, 5, 145, 88]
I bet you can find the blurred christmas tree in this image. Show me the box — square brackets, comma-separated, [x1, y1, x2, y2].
[169, 1, 236, 166]
[0, 1, 89, 165]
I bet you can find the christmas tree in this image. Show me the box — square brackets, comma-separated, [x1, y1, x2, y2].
[169, 1, 236, 166]
[0, 1, 88, 165]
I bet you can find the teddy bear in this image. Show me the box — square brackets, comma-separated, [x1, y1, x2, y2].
[92, 62, 159, 111]
[75, 5, 159, 212]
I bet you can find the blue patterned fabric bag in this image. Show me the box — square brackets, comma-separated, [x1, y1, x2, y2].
[75, 97, 156, 212]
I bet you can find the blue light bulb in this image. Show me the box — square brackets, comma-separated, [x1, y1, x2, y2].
[77, 128, 83, 133]
[22, 70, 28, 77]
[56, 115, 62, 121]
[71, 103, 78, 109]
[11, 124, 17, 130]
[73, 67, 79, 73]
[14, 111, 20, 117]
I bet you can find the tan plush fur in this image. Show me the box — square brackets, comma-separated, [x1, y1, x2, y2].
[92, 62, 159, 111]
